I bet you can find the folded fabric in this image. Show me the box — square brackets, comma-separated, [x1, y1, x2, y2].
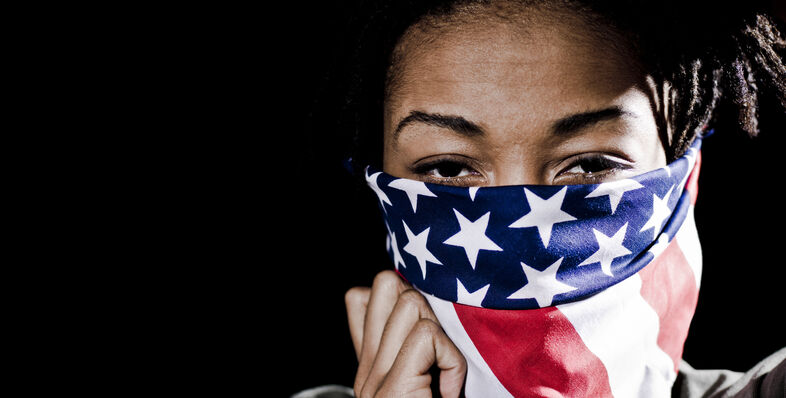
[366, 137, 704, 397]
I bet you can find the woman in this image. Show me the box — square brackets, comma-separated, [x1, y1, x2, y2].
[297, 1, 785, 397]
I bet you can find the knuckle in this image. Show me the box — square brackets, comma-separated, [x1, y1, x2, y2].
[412, 318, 440, 336]
[345, 287, 369, 307]
[396, 288, 426, 310]
[372, 270, 402, 292]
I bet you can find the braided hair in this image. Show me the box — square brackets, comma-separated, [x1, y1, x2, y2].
[309, 0, 786, 179]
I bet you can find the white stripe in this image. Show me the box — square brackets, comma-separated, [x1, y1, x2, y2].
[557, 275, 676, 398]
[421, 292, 514, 398]
[674, 206, 702, 289]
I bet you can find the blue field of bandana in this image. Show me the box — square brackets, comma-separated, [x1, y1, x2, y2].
[366, 138, 701, 310]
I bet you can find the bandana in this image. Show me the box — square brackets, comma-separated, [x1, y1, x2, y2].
[365, 137, 703, 397]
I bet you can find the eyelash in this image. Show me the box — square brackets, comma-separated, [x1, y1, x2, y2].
[412, 154, 631, 185]
[557, 154, 631, 183]
[412, 157, 482, 186]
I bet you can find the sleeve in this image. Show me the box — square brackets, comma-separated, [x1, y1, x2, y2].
[675, 347, 786, 398]
[290, 384, 354, 398]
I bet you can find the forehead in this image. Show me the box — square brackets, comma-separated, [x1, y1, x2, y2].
[385, 12, 642, 130]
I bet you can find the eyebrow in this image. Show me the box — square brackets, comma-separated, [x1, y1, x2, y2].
[551, 106, 629, 137]
[393, 106, 630, 139]
[394, 111, 485, 139]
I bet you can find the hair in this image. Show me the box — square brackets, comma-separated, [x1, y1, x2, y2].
[308, 0, 786, 180]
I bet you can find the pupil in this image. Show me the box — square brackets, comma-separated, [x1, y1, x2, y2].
[437, 163, 462, 177]
[581, 158, 608, 174]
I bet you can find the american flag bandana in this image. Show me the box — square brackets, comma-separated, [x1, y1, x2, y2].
[365, 136, 704, 397]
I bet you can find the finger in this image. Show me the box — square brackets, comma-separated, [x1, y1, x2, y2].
[361, 289, 437, 398]
[345, 286, 370, 360]
[377, 319, 467, 398]
[355, 271, 409, 395]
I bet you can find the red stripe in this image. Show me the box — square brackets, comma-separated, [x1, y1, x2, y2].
[685, 152, 701, 205]
[454, 304, 613, 397]
[394, 268, 408, 282]
[637, 239, 699, 372]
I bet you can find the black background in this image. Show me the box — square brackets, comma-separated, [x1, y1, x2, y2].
[277, 2, 786, 396]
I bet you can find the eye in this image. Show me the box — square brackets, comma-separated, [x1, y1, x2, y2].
[565, 156, 618, 174]
[412, 158, 483, 186]
[557, 154, 632, 183]
[425, 161, 472, 178]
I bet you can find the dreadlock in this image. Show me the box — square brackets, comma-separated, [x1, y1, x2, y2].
[309, 0, 786, 179]
[587, 1, 786, 160]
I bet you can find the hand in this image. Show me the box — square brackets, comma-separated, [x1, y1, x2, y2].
[345, 270, 467, 398]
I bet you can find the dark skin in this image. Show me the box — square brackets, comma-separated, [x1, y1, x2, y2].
[346, 7, 669, 398]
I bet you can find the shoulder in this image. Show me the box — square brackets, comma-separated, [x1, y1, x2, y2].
[674, 347, 786, 398]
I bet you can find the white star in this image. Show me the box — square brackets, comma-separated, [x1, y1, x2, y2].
[444, 210, 503, 269]
[388, 178, 437, 213]
[584, 179, 644, 214]
[507, 258, 576, 307]
[468, 187, 480, 201]
[578, 223, 632, 276]
[456, 279, 490, 307]
[640, 186, 674, 238]
[660, 165, 672, 178]
[509, 187, 577, 247]
[388, 231, 406, 271]
[366, 171, 392, 209]
[402, 221, 442, 279]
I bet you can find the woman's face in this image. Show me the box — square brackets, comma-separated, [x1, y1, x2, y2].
[382, 12, 667, 187]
